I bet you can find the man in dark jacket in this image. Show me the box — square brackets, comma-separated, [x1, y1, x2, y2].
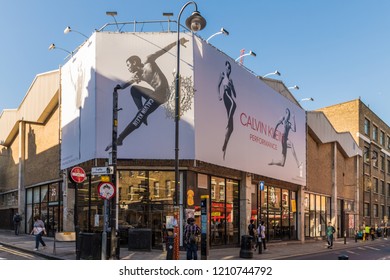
[184, 217, 200, 260]
[13, 213, 22, 235]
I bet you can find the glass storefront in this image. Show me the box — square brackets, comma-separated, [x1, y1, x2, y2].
[113, 170, 240, 248]
[76, 177, 104, 232]
[303, 193, 331, 238]
[256, 184, 297, 241]
[117, 170, 176, 248]
[209, 176, 239, 246]
[25, 181, 63, 236]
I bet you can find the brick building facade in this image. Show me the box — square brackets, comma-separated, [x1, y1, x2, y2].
[318, 99, 390, 229]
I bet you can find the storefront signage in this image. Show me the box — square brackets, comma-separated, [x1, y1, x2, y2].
[259, 181, 265, 191]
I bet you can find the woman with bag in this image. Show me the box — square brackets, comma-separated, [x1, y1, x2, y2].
[259, 221, 267, 250]
[30, 215, 47, 251]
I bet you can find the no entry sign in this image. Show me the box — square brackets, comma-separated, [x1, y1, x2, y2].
[69, 166, 87, 183]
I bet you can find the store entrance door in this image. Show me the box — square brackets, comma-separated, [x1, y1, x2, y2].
[268, 211, 282, 240]
[47, 205, 60, 237]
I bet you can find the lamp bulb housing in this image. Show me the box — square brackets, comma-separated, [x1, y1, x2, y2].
[191, 21, 201, 32]
[185, 11, 207, 32]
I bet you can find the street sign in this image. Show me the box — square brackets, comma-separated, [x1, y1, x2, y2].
[259, 181, 265, 191]
[98, 182, 116, 200]
[91, 166, 114, 176]
[69, 166, 87, 183]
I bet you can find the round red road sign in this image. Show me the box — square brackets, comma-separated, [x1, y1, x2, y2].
[69, 166, 87, 183]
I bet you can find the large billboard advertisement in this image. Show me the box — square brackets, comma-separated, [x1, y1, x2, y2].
[61, 33, 195, 169]
[193, 38, 306, 185]
[60, 32, 306, 185]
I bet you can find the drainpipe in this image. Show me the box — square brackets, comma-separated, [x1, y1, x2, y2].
[356, 155, 360, 232]
[18, 121, 26, 233]
[332, 142, 338, 233]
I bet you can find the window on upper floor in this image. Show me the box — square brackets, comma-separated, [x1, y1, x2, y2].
[372, 151, 378, 167]
[381, 205, 385, 219]
[388, 136, 390, 150]
[364, 118, 370, 135]
[381, 155, 385, 171]
[380, 180, 385, 195]
[373, 177, 379, 193]
[363, 146, 370, 163]
[373, 125, 378, 141]
[380, 131, 385, 146]
[374, 204, 378, 217]
[364, 203, 370, 216]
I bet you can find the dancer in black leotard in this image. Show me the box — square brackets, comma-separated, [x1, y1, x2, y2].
[269, 108, 301, 168]
[217, 61, 237, 160]
[105, 38, 189, 151]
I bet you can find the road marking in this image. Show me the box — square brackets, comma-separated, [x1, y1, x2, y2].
[0, 246, 35, 259]
[365, 246, 380, 251]
[346, 250, 359, 255]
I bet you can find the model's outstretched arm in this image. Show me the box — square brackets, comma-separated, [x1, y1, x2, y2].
[148, 37, 189, 62]
[115, 77, 139, 90]
[291, 114, 296, 132]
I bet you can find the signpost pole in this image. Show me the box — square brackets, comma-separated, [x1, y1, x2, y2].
[101, 199, 108, 260]
[68, 166, 87, 260]
[74, 181, 80, 260]
[97, 181, 116, 260]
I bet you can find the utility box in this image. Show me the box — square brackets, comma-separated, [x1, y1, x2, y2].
[128, 228, 152, 251]
[78, 232, 102, 260]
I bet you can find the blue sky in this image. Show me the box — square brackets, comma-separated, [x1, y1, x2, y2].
[1, 0, 390, 124]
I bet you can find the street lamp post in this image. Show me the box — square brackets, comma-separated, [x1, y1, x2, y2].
[174, 0, 206, 249]
[206, 27, 229, 43]
[235, 50, 256, 63]
[111, 86, 119, 259]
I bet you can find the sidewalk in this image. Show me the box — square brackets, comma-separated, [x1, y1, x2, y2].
[0, 229, 386, 260]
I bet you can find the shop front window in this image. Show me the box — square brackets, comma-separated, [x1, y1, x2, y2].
[25, 182, 62, 235]
[304, 193, 330, 238]
[117, 170, 176, 249]
[259, 185, 297, 241]
[210, 176, 239, 246]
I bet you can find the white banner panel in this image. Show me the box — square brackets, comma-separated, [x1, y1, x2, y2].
[61, 36, 97, 169]
[194, 39, 306, 185]
[61, 33, 195, 169]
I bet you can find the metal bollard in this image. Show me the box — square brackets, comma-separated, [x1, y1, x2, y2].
[257, 236, 263, 254]
[239, 235, 253, 259]
[166, 236, 174, 260]
[344, 230, 346, 244]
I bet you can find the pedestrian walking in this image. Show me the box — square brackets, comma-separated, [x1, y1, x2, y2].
[370, 227, 375, 240]
[257, 221, 267, 250]
[13, 212, 22, 235]
[184, 217, 200, 260]
[30, 215, 47, 251]
[248, 219, 257, 250]
[326, 222, 336, 249]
